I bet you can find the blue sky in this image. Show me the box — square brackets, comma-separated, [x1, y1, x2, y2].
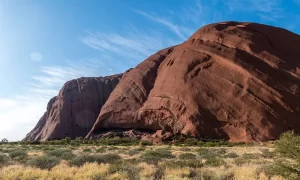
[0, 0, 300, 141]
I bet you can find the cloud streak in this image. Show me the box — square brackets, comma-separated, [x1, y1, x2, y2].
[226, 0, 283, 21]
[133, 9, 191, 40]
[81, 28, 180, 63]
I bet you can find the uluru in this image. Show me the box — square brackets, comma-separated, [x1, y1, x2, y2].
[25, 22, 300, 142]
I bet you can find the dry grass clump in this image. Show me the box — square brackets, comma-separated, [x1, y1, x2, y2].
[0, 163, 109, 180]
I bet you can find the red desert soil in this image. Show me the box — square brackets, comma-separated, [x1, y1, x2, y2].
[26, 22, 300, 142]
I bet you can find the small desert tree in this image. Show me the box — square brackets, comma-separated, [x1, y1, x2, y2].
[270, 131, 300, 179]
[1, 138, 8, 144]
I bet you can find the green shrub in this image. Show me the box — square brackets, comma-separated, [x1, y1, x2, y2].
[268, 131, 300, 179]
[69, 153, 121, 166]
[204, 158, 226, 167]
[82, 148, 93, 152]
[164, 160, 203, 168]
[234, 157, 249, 166]
[178, 153, 196, 160]
[259, 149, 276, 158]
[214, 148, 227, 154]
[241, 153, 262, 159]
[224, 152, 239, 158]
[8, 149, 27, 161]
[134, 147, 145, 151]
[198, 148, 224, 159]
[99, 153, 122, 163]
[108, 161, 140, 180]
[142, 148, 175, 159]
[203, 142, 217, 147]
[197, 141, 205, 146]
[0, 153, 10, 167]
[96, 147, 106, 153]
[27, 155, 60, 170]
[127, 149, 141, 156]
[47, 148, 75, 160]
[140, 156, 161, 165]
[107, 146, 118, 151]
[42, 146, 55, 151]
[197, 148, 210, 154]
[184, 138, 198, 146]
[97, 137, 139, 146]
[139, 140, 152, 146]
[179, 147, 191, 151]
[201, 139, 232, 147]
[69, 154, 95, 166]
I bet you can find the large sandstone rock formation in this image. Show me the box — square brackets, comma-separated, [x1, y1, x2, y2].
[87, 22, 300, 142]
[24, 74, 122, 141]
[26, 22, 300, 142]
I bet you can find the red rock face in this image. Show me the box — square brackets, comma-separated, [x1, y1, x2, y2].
[87, 22, 300, 142]
[24, 74, 122, 141]
[26, 22, 300, 142]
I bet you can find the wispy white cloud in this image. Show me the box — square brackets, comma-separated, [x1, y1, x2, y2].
[133, 9, 191, 40]
[226, 0, 283, 21]
[81, 28, 179, 62]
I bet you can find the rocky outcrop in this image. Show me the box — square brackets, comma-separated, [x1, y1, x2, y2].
[87, 22, 300, 142]
[24, 74, 122, 141]
[26, 22, 300, 142]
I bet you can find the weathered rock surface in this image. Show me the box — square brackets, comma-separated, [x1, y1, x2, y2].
[26, 22, 300, 142]
[24, 74, 122, 141]
[87, 22, 300, 142]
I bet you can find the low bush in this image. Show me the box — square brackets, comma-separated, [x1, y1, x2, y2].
[47, 148, 75, 160]
[82, 148, 93, 152]
[97, 137, 140, 146]
[108, 161, 140, 180]
[142, 148, 175, 159]
[139, 140, 152, 146]
[241, 153, 262, 159]
[184, 138, 198, 146]
[196, 141, 205, 146]
[107, 146, 118, 151]
[178, 153, 196, 160]
[198, 148, 225, 159]
[204, 157, 226, 167]
[164, 160, 203, 168]
[127, 149, 142, 156]
[267, 131, 300, 179]
[0, 153, 10, 167]
[224, 152, 239, 158]
[140, 156, 161, 165]
[69, 153, 121, 166]
[214, 148, 227, 154]
[197, 148, 210, 155]
[260, 148, 276, 158]
[8, 149, 28, 162]
[95, 147, 106, 153]
[179, 147, 191, 151]
[26, 155, 60, 170]
[234, 157, 249, 166]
